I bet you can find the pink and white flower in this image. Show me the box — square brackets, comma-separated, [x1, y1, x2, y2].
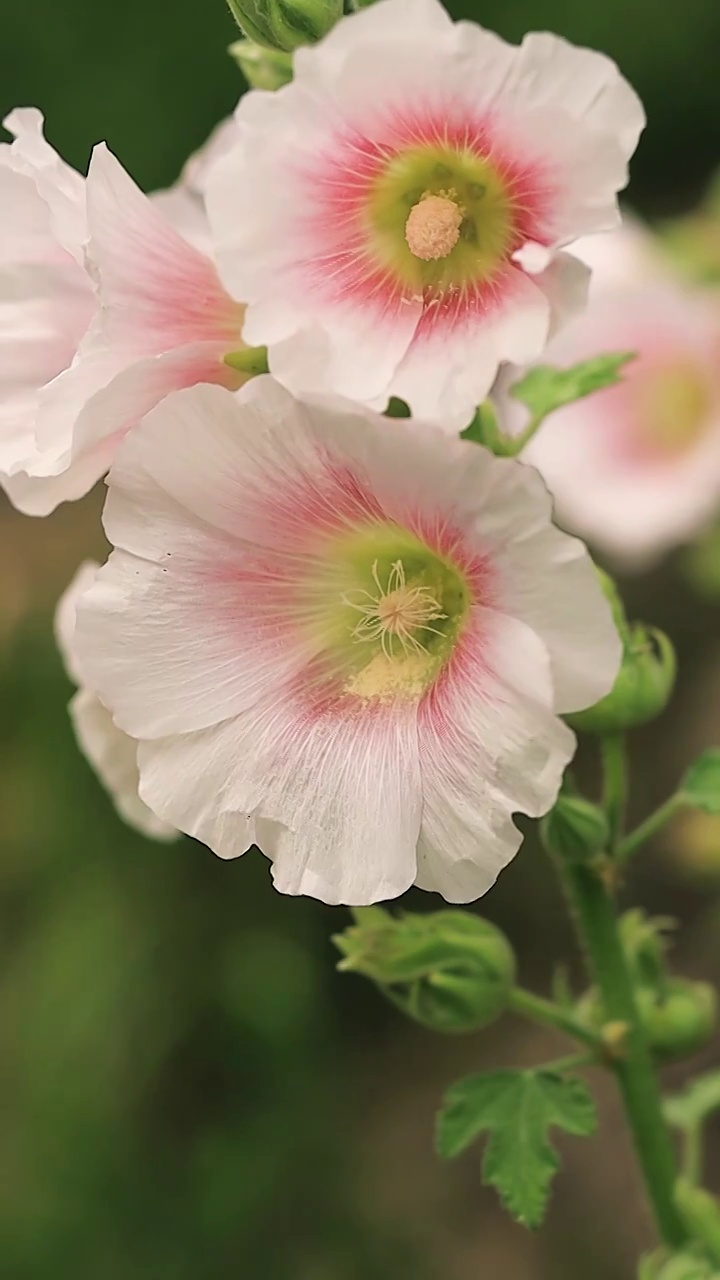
[0, 110, 249, 516]
[503, 223, 720, 567]
[74, 377, 620, 905]
[55, 561, 177, 840]
[206, 0, 644, 428]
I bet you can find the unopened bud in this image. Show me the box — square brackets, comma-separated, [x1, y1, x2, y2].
[541, 794, 609, 862]
[228, 38, 293, 89]
[675, 1180, 720, 1266]
[227, 0, 342, 53]
[334, 908, 516, 1034]
[640, 1248, 719, 1280]
[567, 623, 676, 734]
[638, 980, 717, 1059]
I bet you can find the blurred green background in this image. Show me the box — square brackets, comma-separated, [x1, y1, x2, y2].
[2, 2, 720, 1277]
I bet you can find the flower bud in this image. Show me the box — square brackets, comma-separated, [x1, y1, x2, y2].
[228, 38, 293, 89]
[637, 980, 717, 1059]
[333, 908, 516, 1034]
[640, 1249, 719, 1280]
[675, 1180, 720, 1266]
[540, 793, 609, 862]
[567, 623, 676, 735]
[226, 0, 342, 53]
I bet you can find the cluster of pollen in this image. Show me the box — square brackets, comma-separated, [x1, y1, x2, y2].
[343, 559, 446, 660]
[405, 191, 464, 262]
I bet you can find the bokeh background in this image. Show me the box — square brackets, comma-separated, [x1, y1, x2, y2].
[2, 2, 720, 1277]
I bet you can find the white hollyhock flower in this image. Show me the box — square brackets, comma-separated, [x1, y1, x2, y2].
[503, 222, 720, 568]
[74, 377, 620, 905]
[55, 561, 177, 841]
[206, 0, 644, 428]
[0, 110, 250, 516]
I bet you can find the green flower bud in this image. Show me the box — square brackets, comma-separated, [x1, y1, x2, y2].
[333, 908, 516, 1034]
[228, 38, 293, 89]
[540, 793, 609, 862]
[226, 0, 342, 53]
[567, 623, 676, 734]
[675, 1180, 720, 1266]
[640, 1249, 719, 1280]
[637, 980, 717, 1059]
[577, 979, 716, 1059]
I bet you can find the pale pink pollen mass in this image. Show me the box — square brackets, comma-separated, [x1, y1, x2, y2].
[405, 194, 463, 262]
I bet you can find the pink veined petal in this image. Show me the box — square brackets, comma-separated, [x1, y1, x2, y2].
[415, 610, 576, 901]
[388, 266, 552, 427]
[138, 694, 421, 905]
[85, 143, 241, 356]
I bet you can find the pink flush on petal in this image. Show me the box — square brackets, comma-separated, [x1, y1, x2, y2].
[208, 431, 497, 726]
[292, 98, 556, 333]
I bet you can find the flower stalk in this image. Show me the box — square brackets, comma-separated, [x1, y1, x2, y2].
[550, 740, 687, 1248]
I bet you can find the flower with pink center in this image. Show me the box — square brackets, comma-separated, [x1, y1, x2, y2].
[73, 377, 621, 905]
[55, 561, 177, 841]
[501, 223, 720, 568]
[205, 0, 644, 428]
[0, 110, 249, 516]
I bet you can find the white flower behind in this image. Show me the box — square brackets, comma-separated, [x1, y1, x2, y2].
[206, 0, 644, 428]
[500, 221, 720, 568]
[74, 378, 621, 905]
[55, 562, 177, 841]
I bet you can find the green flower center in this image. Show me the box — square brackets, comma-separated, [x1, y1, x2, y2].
[366, 144, 515, 293]
[306, 525, 471, 701]
[634, 361, 712, 455]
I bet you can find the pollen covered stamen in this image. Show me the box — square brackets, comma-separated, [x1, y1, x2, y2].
[343, 559, 447, 661]
[405, 192, 464, 262]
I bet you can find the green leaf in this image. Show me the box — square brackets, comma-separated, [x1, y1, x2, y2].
[509, 352, 636, 421]
[436, 1068, 596, 1228]
[664, 1071, 720, 1131]
[681, 750, 720, 814]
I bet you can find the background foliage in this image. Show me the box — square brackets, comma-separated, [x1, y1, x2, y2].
[1, 1, 720, 1276]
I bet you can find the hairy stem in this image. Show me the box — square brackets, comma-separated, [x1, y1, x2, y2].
[601, 733, 628, 852]
[508, 987, 601, 1052]
[553, 853, 686, 1248]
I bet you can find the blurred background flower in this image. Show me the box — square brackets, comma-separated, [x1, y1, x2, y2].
[2, 2, 720, 1277]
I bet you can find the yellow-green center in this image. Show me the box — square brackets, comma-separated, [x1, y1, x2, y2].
[367, 144, 515, 293]
[634, 361, 712, 454]
[305, 525, 471, 701]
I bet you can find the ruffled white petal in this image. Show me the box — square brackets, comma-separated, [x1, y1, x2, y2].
[55, 562, 177, 841]
[416, 612, 575, 901]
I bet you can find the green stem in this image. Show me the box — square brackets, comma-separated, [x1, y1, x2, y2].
[683, 1123, 704, 1186]
[553, 854, 686, 1248]
[602, 733, 628, 852]
[505, 411, 545, 456]
[508, 987, 601, 1052]
[616, 795, 684, 865]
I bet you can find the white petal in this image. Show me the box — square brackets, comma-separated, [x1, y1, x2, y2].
[3, 108, 87, 261]
[72, 689, 178, 841]
[138, 699, 421, 906]
[416, 612, 575, 901]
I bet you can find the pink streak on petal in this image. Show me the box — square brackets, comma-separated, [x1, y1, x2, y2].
[206, 441, 498, 723]
[289, 98, 558, 330]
